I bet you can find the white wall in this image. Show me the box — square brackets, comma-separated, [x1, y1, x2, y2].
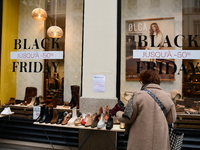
[82, 0, 118, 98]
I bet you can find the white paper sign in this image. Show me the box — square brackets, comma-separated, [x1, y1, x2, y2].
[33, 106, 41, 120]
[10, 51, 63, 59]
[133, 50, 200, 59]
[93, 75, 105, 92]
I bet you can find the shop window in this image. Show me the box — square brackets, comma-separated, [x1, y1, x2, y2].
[0, 0, 83, 106]
[120, 0, 200, 115]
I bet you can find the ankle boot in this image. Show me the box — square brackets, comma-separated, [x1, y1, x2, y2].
[56, 111, 65, 124]
[106, 115, 113, 130]
[39, 106, 49, 123]
[50, 109, 59, 124]
[109, 100, 125, 116]
[69, 85, 80, 109]
[45, 108, 54, 123]
[35, 105, 46, 122]
[67, 107, 77, 126]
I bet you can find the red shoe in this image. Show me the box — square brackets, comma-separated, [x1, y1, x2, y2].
[109, 100, 125, 116]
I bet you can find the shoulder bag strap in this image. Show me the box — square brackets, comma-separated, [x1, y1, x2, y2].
[143, 89, 167, 116]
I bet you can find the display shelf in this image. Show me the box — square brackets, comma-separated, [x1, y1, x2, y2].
[34, 122, 125, 132]
[175, 114, 200, 129]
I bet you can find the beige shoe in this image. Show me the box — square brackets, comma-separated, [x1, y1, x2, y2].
[85, 114, 92, 127]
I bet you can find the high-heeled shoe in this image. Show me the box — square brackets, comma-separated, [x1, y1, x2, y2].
[85, 114, 93, 127]
[4, 97, 16, 105]
[67, 107, 77, 126]
[104, 106, 109, 122]
[109, 100, 125, 116]
[28, 96, 36, 106]
[106, 115, 113, 130]
[91, 114, 100, 128]
[74, 116, 82, 126]
[61, 112, 72, 125]
[97, 113, 105, 129]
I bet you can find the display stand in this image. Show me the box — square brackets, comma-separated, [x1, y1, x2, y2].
[34, 122, 125, 150]
[0, 112, 14, 134]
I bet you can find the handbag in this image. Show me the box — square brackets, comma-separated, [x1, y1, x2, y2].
[143, 89, 184, 150]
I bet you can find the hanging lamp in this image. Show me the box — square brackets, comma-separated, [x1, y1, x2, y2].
[31, 8, 47, 21]
[47, 0, 63, 38]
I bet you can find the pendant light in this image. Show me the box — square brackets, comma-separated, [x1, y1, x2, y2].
[31, 0, 47, 21]
[47, 0, 63, 38]
[32, 8, 47, 21]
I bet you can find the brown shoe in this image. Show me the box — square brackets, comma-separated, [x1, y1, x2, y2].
[61, 112, 72, 125]
[5, 97, 16, 105]
[50, 109, 59, 124]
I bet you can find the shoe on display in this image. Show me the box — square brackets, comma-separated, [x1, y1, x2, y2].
[67, 107, 77, 126]
[1, 107, 12, 115]
[85, 114, 93, 127]
[35, 105, 46, 122]
[61, 112, 72, 125]
[109, 100, 125, 116]
[106, 115, 113, 130]
[91, 114, 100, 128]
[56, 111, 65, 124]
[27, 96, 36, 106]
[50, 109, 59, 124]
[4, 97, 16, 105]
[97, 113, 105, 129]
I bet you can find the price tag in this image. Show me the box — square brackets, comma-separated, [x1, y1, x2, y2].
[33, 106, 41, 120]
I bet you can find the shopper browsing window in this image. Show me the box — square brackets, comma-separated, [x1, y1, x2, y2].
[116, 70, 176, 150]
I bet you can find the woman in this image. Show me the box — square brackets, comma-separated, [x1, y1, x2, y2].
[116, 70, 176, 150]
[146, 22, 163, 50]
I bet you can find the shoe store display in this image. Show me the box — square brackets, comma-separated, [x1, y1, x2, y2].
[1, 107, 12, 115]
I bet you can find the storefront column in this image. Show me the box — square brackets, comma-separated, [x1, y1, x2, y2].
[80, 1, 118, 149]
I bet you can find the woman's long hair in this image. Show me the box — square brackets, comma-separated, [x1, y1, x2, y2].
[149, 22, 161, 36]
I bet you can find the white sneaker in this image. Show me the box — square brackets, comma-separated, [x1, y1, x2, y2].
[1, 107, 12, 115]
